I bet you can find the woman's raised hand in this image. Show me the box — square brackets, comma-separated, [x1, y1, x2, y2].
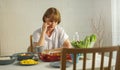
[42, 22, 48, 33]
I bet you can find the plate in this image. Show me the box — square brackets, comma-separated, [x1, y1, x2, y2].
[50, 61, 72, 68]
[0, 56, 16, 65]
[13, 52, 34, 61]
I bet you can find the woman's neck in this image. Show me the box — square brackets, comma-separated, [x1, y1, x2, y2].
[46, 29, 54, 37]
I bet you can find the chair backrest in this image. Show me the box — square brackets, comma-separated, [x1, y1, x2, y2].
[27, 35, 34, 52]
[61, 46, 120, 70]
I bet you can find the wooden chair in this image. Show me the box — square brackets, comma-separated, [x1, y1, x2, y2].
[27, 35, 34, 52]
[61, 46, 120, 70]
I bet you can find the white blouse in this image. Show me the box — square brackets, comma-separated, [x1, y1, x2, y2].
[33, 26, 68, 50]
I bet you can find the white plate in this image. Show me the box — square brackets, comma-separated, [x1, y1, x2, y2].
[50, 61, 72, 68]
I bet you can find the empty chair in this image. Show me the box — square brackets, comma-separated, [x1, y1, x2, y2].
[61, 46, 120, 70]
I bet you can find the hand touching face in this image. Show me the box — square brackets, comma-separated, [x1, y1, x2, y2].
[42, 18, 58, 32]
[42, 22, 48, 33]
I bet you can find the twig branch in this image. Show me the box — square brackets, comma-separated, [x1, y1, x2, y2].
[90, 14, 105, 48]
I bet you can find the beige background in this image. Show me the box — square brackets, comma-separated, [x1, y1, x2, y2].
[0, 0, 113, 55]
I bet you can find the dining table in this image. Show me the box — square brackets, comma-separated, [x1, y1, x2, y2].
[0, 54, 116, 70]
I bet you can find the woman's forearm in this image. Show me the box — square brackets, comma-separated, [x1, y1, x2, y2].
[36, 22, 48, 47]
[52, 48, 62, 51]
[37, 31, 46, 46]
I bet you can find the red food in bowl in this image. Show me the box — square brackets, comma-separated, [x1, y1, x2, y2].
[39, 51, 71, 62]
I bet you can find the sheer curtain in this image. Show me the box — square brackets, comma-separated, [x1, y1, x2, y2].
[112, 0, 120, 46]
[111, 0, 120, 59]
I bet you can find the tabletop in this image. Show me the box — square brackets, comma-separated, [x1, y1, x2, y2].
[0, 54, 116, 70]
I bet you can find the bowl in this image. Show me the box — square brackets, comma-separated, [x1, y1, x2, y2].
[17, 52, 34, 61]
[0, 56, 16, 65]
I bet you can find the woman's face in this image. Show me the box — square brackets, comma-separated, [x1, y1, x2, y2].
[45, 18, 58, 30]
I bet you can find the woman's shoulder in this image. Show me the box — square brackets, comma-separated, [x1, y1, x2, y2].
[33, 28, 42, 35]
[55, 26, 66, 34]
[56, 26, 64, 31]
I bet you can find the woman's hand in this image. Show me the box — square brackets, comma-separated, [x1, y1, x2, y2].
[63, 39, 72, 48]
[42, 22, 48, 33]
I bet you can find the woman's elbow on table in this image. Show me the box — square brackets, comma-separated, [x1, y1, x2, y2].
[63, 39, 72, 48]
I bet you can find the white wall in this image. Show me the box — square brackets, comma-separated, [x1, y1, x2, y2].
[93, 0, 112, 46]
[62, 0, 94, 39]
[0, 0, 65, 55]
[0, 0, 94, 55]
[0, 0, 112, 55]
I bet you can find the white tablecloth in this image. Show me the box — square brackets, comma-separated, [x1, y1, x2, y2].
[0, 54, 116, 70]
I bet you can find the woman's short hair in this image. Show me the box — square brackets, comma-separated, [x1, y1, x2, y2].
[42, 7, 61, 24]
